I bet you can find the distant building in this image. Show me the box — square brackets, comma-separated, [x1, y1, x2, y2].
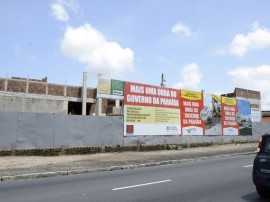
[0, 77, 262, 120]
[0, 75, 123, 116]
[222, 87, 261, 108]
[262, 111, 270, 122]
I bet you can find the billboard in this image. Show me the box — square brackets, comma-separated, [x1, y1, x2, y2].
[251, 108, 261, 122]
[180, 90, 204, 135]
[97, 77, 258, 136]
[204, 94, 222, 135]
[221, 96, 240, 135]
[97, 78, 124, 99]
[124, 81, 181, 136]
[237, 99, 252, 135]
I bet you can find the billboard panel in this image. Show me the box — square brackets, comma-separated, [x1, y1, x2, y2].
[180, 90, 204, 135]
[124, 82, 181, 136]
[111, 79, 124, 96]
[221, 97, 239, 135]
[251, 108, 261, 122]
[204, 94, 222, 135]
[97, 78, 124, 99]
[97, 78, 111, 95]
[237, 99, 252, 135]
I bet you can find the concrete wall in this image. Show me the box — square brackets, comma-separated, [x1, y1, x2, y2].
[0, 77, 96, 99]
[0, 93, 68, 114]
[0, 111, 267, 150]
[123, 135, 257, 146]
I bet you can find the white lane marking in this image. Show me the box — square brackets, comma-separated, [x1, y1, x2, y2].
[112, 179, 172, 191]
[243, 165, 253, 168]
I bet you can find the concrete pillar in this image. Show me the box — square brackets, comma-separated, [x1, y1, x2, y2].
[26, 79, 29, 94]
[96, 97, 102, 116]
[115, 100, 120, 107]
[64, 86, 67, 97]
[4, 79, 8, 92]
[82, 72, 88, 115]
[46, 83, 48, 95]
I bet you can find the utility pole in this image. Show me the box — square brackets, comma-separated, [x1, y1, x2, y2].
[161, 73, 166, 87]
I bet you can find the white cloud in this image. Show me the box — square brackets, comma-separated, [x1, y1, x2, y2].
[228, 65, 270, 110]
[51, 3, 69, 22]
[51, 0, 82, 22]
[173, 63, 202, 90]
[171, 23, 192, 37]
[61, 23, 135, 78]
[57, 0, 81, 14]
[229, 23, 270, 57]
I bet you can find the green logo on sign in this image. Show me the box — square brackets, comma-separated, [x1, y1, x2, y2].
[236, 112, 242, 122]
[111, 80, 124, 96]
[200, 109, 207, 121]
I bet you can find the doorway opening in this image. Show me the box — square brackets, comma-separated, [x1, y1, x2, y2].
[68, 101, 82, 115]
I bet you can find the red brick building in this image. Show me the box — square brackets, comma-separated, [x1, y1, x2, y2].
[262, 111, 270, 122]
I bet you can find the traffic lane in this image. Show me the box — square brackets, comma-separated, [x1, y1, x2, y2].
[0, 155, 256, 202]
[0, 154, 261, 202]
[111, 155, 260, 202]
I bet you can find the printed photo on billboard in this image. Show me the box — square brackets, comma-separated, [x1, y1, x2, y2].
[204, 94, 222, 135]
[237, 99, 252, 135]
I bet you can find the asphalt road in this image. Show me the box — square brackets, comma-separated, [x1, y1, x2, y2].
[0, 154, 267, 202]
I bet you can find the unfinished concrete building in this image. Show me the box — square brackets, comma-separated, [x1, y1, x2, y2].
[0, 75, 99, 115]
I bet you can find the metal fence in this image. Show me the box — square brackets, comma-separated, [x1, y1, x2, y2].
[0, 112, 123, 150]
[0, 112, 267, 150]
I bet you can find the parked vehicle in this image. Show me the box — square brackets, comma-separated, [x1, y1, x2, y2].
[253, 133, 270, 198]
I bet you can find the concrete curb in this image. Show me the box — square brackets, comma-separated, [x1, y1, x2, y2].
[0, 151, 254, 182]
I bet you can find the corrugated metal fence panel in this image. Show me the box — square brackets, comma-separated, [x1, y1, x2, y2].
[81, 116, 123, 146]
[36, 113, 54, 148]
[0, 112, 17, 149]
[54, 115, 84, 147]
[83, 116, 109, 146]
[252, 122, 270, 138]
[0, 111, 267, 150]
[53, 115, 123, 147]
[0, 112, 125, 150]
[67, 115, 89, 147]
[96, 116, 122, 146]
[111, 116, 124, 145]
[16, 112, 37, 149]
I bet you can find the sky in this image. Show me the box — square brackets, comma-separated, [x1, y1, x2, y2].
[1, 0, 270, 110]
